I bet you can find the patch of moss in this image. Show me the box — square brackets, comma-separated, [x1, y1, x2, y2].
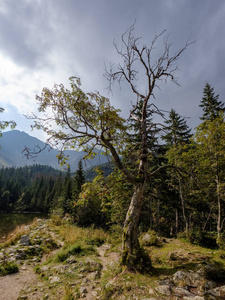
[0, 261, 19, 276]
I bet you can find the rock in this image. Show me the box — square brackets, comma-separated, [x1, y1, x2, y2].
[79, 286, 87, 294]
[205, 285, 225, 298]
[49, 276, 61, 284]
[66, 255, 77, 264]
[202, 280, 217, 291]
[155, 284, 171, 295]
[183, 297, 205, 300]
[105, 280, 115, 289]
[174, 287, 194, 297]
[142, 233, 151, 243]
[171, 270, 202, 287]
[148, 288, 155, 295]
[85, 258, 102, 272]
[91, 291, 98, 297]
[20, 235, 30, 246]
[41, 266, 50, 272]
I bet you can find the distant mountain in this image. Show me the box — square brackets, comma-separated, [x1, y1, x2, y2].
[0, 130, 109, 171]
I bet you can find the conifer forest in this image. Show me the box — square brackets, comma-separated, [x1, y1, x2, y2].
[1, 82, 225, 251]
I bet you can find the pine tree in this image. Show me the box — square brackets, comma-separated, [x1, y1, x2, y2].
[163, 109, 192, 235]
[200, 83, 225, 121]
[162, 109, 192, 147]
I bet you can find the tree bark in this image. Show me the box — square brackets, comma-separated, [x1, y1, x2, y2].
[178, 177, 189, 235]
[121, 183, 151, 271]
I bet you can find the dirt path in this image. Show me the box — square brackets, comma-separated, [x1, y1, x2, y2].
[0, 265, 39, 300]
[0, 241, 120, 300]
[97, 244, 120, 271]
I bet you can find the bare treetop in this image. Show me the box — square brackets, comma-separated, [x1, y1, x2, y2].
[105, 24, 193, 102]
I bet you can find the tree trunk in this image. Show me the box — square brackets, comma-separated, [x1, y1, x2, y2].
[216, 175, 222, 240]
[178, 177, 189, 235]
[121, 183, 152, 272]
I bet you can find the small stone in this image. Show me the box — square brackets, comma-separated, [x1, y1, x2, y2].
[79, 287, 87, 294]
[155, 284, 171, 295]
[20, 235, 30, 246]
[174, 287, 194, 297]
[91, 291, 98, 297]
[49, 276, 61, 284]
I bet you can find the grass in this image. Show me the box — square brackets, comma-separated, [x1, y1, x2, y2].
[0, 223, 32, 249]
[52, 243, 95, 263]
[4, 217, 225, 299]
[57, 224, 110, 245]
[0, 261, 19, 276]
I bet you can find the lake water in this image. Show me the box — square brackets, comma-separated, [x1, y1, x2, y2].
[0, 213, 47, 242]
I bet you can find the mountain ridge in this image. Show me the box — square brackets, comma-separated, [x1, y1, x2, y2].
[0, 130, 108, 171]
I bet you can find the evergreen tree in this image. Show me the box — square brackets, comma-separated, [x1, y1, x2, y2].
[200, 83, 225, 121]
[162, 109, 192, 146]
[163, 109, 192, 235]
[73, 160, 85, 197]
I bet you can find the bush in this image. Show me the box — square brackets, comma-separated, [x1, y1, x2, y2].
[50, 208, 64, 226]
[0, 261, 19, 276]
[85, 237, 105, 247]
[54, 243, 95, 262]
[188, 230, 218, 249]
[140, 230, 161, 247]
[203, 262, 225, 282]
[217, 232, 225, 250]
[109, 224, 123, 240]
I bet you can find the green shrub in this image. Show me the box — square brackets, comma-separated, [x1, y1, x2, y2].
[85, 237, 105, 247]
[188, 230, 218, 249]
[54, 243, 94, 262]
[50, 208, 64, 226]
[140, 230, 161, 247]
[0, 261, 19, 276]
[203, 262, 225, 282]
[217, 232, 225, 250]
[109, 224, 123, 240]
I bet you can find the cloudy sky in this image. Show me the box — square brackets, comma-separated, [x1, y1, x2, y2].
[0, 0, 225, 141]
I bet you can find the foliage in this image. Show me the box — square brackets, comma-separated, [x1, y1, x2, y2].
[0, 261, 19, 276]
[140, 230, 161, 247]
[187, 230, 218, 249]
[162, 108, 192, 147]
[0, 162, 86, 215]
[203, 262, 225, 282]
[0, 107, 16, 138]
[53, 243, 95, 263]
[200, 82, 225, 121]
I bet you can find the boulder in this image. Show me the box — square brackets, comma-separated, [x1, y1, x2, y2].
[155, 284, 171, 295]
[20, 235, 30, 246]
[171, 270, 203, 287]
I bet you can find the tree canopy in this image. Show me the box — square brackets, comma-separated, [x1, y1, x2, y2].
[26, 25, 192, 271]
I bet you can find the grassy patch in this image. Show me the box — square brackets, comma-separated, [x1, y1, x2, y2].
[51, 243, 95, 263]
[0, 261, 19, 276]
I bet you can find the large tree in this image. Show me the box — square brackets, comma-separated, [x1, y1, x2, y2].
[162, 109, 192, 147]
[200, 83, 225, 121]
[163, 109, 192, 234]
[27, 26, 191, 271]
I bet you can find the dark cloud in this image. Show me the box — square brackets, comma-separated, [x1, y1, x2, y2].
[0, 0, 224, 137]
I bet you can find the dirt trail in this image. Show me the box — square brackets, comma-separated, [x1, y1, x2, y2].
[0, 265, 39, 300]
[97, 244, 119, 271]
[0, 240, 120, 300]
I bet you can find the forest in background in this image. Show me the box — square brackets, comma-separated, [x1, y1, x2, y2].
[1, 83, 225, 250]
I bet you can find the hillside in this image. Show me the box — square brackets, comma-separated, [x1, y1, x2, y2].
[1, 218, 225, 299]
[0, 130, 108, 172]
